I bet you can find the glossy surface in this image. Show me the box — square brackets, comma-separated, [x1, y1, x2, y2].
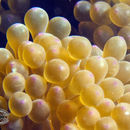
[9, 92, 32, 117]
[94, 117, 118, 130]
[67, 36, 92, 60]
[23, 43, 46, 68]
[85, 56, 108, 84]
[80, 83, 104, 106]
[24, 7, 49, 38]
[76, 106, 100, 129]
[100, 77, 124, 102]
[90, 2, 111, 25]
[116, 61, 130, 84]
[111, 103, 130, 130]
[3, 72, 25, 98]
[44, 58, 70, 84]
[74, 1, 91, 22]
[109, 3, 130, 27]
[96, 98, 115, 116]
[47, 17, 71, 39]
[25, 74, 47, 99]
[56, 100, 78, 123]
[103, 36, 127, 60]
[7, 23, 29, 52]
[28, 99, 50, 123]
[69, 70, 95, 94]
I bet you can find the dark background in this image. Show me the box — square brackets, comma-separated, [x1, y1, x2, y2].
[0, 0, 81, 47]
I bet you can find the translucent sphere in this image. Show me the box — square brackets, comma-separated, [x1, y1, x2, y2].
[109, 3, 130, 27]
[80, 83, 104, 106]
[0, 48, 14, 73]
[93, 25, 114, 49]
[118, 26, 130, 49]
[96, 98, 115, 116]
[69, 70, 95, 95]
[115, 61, 130, 84]
[67, 36, 92, 60]
[90, 1, 111, 25]
[34, 32, 62, 51]
[86, 56, 108, 84]
[94, 116, 118, 130]
[47, 17, 71, 39]
[76, 106, 100, 129]
[3, 72, 25, 98]
[99, 77, 124, 102]
[6, 59, 29, 79]
[56, 100, 78, 123]
[24, 7, 49, 39]
[6, 23, 29, 52]
[73, 1, 91, 22]
[46, 86, 65, 112]
[105, 57, 119, 77]
[28, 99, 50, 124]
[23, 43, 46, 68]
[111, 103, 130, 130]
[44, 58, 70, 84]
[103, 36, 127, 60]
[9, 92, 32, 117]
[25, 74, 47, 99]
